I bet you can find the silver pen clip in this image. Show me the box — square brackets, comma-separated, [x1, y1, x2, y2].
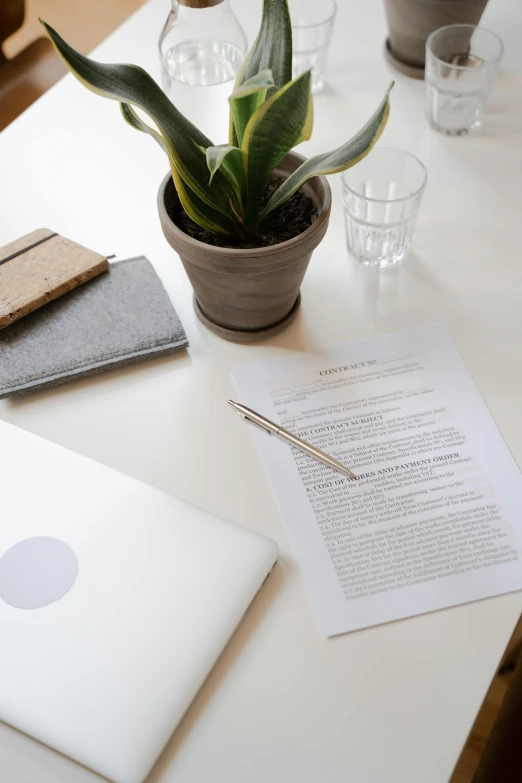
[237, 412, 273, 436]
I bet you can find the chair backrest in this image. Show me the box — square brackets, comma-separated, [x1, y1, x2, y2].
[472, 654, 522, 783]
[0, 0, 25, 62]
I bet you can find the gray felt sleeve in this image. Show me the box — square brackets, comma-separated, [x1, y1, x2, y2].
[0, 257, 188, 398]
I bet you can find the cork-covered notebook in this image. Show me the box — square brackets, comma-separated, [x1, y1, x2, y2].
[0, 256, 188, 398]
[0, 229, 108, 329]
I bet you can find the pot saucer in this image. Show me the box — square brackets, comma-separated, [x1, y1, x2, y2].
[193, 292, 301, 343]
[384, 38, 425, 79]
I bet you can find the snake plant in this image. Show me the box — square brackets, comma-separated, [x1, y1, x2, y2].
[42, 0, 392, 241]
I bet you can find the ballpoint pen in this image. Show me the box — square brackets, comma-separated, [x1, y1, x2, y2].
[228, 400, 356, 480]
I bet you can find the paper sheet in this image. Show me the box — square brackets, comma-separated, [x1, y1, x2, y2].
[233, 324, 522, 635]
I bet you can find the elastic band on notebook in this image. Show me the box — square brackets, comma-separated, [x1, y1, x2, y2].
[0, 233, 58, 267]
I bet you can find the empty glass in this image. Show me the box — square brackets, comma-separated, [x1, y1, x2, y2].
[288, 0, 337, 93]
[342, 148, 427, 269]
[425, 25, 504, 136]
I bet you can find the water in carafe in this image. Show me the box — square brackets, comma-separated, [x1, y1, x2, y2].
[159, 0, 247, 143]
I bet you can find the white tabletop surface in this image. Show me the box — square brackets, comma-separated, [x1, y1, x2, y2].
[1, 1, 522, 781]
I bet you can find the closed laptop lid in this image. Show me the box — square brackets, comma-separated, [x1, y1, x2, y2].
[0, 421, 278, 783]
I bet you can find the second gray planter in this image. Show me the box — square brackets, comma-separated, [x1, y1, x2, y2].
[383, 0, 489, 77]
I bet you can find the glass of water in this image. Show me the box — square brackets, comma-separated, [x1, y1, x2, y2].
[425, 24, 504, 136]
[341, 148, 427, 269]
[288, 0, 337, 93]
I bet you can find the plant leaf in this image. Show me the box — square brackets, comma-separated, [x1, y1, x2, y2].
[205, 145, 245, 193]
[204, 145, 246, 218]
[261, 83, 394, 222]
[120, 102, 168, 153]
[170, 168, 236, 236]
[41, 20, 237, 222]
[229, 0, 292, 144]
[230, 69, 275, 101]
[121, 103, 235, 236]
[238, 0, 292, 92]
[228, 70, 274, 146]
[241, 70, 312, 227]
[295, 86, 314, 146]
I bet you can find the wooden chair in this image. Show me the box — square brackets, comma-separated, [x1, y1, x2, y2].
[472, 651, 522, 782]
[0, 0, 66, 132]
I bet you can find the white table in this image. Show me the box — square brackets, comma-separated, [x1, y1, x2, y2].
[1, 1, 522, 781]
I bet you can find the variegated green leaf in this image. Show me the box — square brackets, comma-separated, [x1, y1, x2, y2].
[41, 20, 237, 222]
[121, 103, 235, 236]
[237, 0, 292, 93]
[295, 86, 314, 146]
[205, 145, 242, 184]
[120, 102, 168, 153]
[261, 83, 394, 222]
[205, 145, 246, 206]
[170, 167, 237, 236]
[230, 0, 292, 145]
[228, 70, 274, 146]
[242, 70, 312, 228]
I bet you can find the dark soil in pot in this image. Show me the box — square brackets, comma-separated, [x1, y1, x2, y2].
[167, 176, 318, 249]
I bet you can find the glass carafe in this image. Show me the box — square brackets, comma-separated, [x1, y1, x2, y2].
[159, 0, 247, 142]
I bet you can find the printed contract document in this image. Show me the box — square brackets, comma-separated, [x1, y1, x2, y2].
[233, 324, 522, 635]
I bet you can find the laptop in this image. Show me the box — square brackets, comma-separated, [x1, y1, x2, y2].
[0, 421, 278, 783]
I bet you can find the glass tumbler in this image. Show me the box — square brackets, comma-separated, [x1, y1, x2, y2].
[341, 148, 427, 269]
[425, 25, 504, 136]
[288, 0, 337, 93]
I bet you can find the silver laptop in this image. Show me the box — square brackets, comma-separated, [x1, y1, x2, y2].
[0, 421, 278, 783]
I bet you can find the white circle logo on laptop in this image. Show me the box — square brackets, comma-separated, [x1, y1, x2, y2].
[0, 537, 78, 609]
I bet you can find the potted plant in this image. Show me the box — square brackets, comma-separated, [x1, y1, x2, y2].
[42, 1, 392, 341]
[383, 0, 489, 78]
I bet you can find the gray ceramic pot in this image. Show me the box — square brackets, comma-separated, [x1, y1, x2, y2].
[157, 151, 331, 341]
[383, 0, 489, 77]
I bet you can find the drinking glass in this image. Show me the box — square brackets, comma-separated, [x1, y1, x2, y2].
[425, 24, 504, 136]
[288, 0, 337, 93]
[341, 148, 427, 269]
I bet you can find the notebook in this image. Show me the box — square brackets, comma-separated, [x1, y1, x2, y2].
[0, 228, 108, 328]
[0, 256, 188, 398]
